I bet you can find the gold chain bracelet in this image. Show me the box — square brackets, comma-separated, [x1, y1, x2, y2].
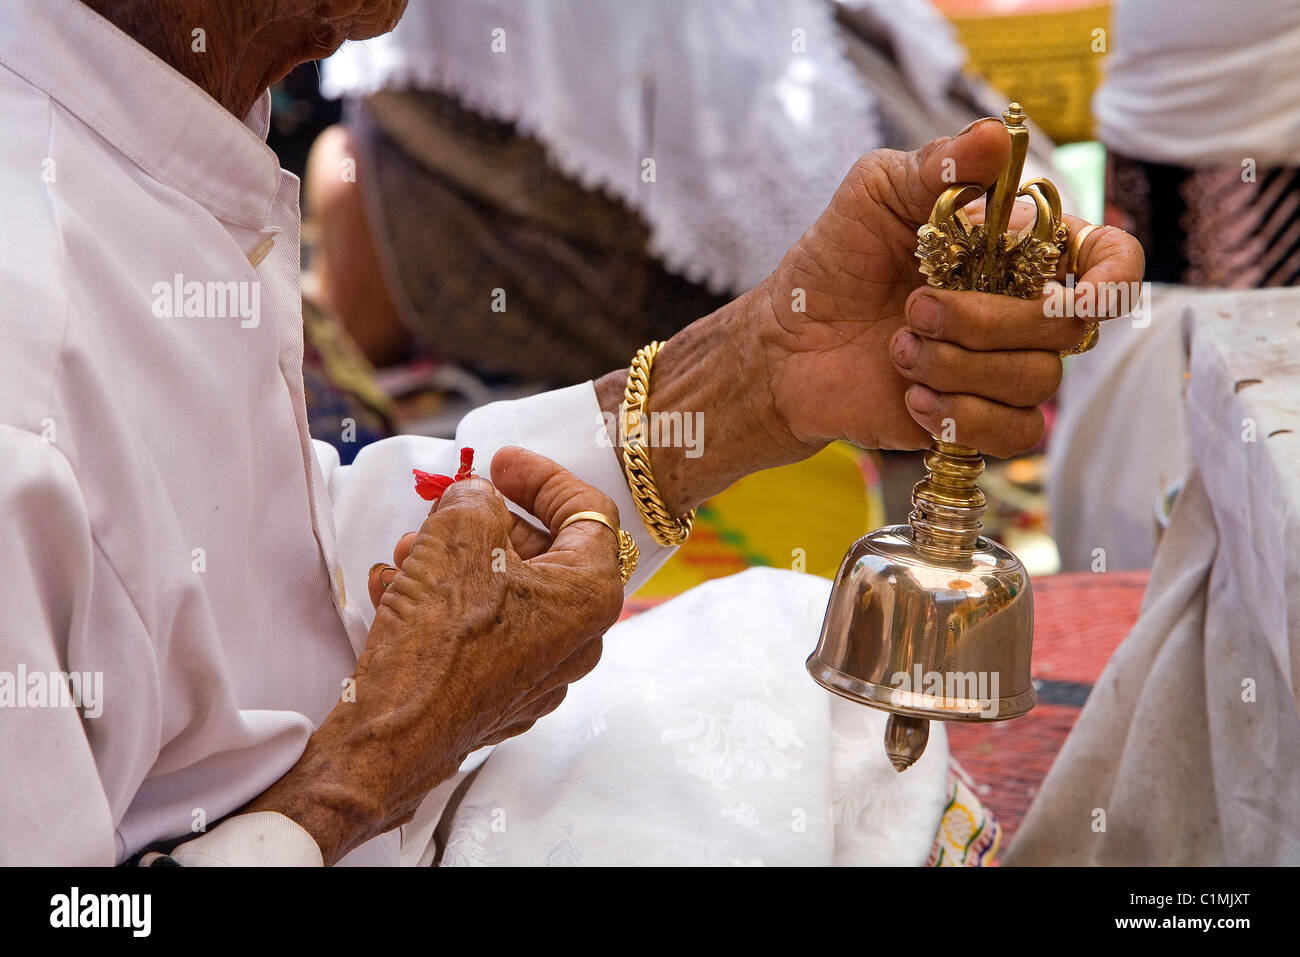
[619, 341, 695, 546]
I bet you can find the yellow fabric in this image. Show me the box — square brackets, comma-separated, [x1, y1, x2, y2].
[947, 4, 1111, 145]
[634, 442, 884, 600]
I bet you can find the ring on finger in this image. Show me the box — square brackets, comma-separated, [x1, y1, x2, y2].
[557, 510, 639, 586]
[369, 562, 397, 591]
[1068, 223, 1103, 278]
[1059, 322, 1100, 358]
[1059, 223, 1104, 358]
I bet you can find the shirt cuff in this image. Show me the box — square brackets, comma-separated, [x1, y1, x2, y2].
[455, 382, 677, 593]
[170, 812, 323, 867]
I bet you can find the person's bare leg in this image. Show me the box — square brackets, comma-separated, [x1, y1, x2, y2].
[305, 123, 411, 367]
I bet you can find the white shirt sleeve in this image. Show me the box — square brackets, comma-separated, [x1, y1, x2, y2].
[0, 427, 118, 865]
[170, 383, 676, 866]
[170, 812, 323, 866]
[455, 381, 678, 591]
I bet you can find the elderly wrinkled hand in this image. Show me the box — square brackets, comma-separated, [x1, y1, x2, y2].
[604, 118, 1145, 516]
[247, 447, 624, 865]
[745, 117, 1145, 459]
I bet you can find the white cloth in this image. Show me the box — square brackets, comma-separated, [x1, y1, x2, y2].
[835, 0, 966, 111]
[428, 569, 949, 866]
[1093, 0, 1300, 166]
[0, 0, 669, 866]
[322, 0, 963, 296]
[1048, 284, 1193, 572]
[170, 812, 323, 867]
[1013, 289, 1300, 864]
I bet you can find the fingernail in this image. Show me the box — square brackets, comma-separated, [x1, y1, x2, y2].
[370, 562, 398, 589]
[910, 295, 942, 335]
[956, 116, 999, 137]
[906, 385, 938, 415]
[892, 330, 919, 369]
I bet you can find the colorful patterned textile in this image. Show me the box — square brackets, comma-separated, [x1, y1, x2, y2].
[944, 571, 1148, 844]
[938, 1, 1111, 145]
[928, 764, 1002, 867]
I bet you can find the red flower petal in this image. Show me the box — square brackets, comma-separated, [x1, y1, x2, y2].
[413, 469, 455, 502]
[413, 448, 476, 502]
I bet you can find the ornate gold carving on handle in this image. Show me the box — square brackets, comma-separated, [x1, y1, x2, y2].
[916, 105, 1069, 299]
[910, 103, 1069, 560]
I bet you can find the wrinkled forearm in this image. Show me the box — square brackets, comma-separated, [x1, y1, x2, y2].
[594, 286, 813, 517]
[242, 653, 462, 866]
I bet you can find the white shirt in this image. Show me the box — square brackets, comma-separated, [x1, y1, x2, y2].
[0, 0, 668, 866]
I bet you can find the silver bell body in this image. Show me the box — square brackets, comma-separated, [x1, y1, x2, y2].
[806, 525, 1036, 741]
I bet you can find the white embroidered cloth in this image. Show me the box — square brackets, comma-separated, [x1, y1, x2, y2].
[323, 0, 966, 295]
[414, 568, 950, 867]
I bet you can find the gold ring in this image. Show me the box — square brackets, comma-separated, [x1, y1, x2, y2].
[1068, 223, 1102, 278]
[1059, 323, 1098, 358]
[557, 510, 639, 586]
[1059, 224, 1104, 357]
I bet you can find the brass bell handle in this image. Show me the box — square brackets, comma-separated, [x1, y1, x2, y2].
[911, 104, 1070, 563]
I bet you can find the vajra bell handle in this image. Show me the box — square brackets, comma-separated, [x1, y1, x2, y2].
[916, 103, 1069, 300]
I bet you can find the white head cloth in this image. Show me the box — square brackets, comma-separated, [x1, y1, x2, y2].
[1093, 0, 1300, 167]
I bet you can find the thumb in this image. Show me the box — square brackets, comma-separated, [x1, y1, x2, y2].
[887, 116, 1011, 225]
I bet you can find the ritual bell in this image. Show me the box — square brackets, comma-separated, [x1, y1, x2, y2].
[807, 104, 1074, 771]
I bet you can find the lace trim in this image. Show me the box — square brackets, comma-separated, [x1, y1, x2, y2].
[323, 1, 900, 295]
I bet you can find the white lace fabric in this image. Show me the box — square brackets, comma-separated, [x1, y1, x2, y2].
[324, 0, 965, 295]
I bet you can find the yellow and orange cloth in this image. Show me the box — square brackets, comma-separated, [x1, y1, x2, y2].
[635, 442, 886, 600]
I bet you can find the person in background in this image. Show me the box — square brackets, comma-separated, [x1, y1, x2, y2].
[309, 0, 1065, 385]
[1049, 0, 1300, 573]
[1096, 0, 1300, 287]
